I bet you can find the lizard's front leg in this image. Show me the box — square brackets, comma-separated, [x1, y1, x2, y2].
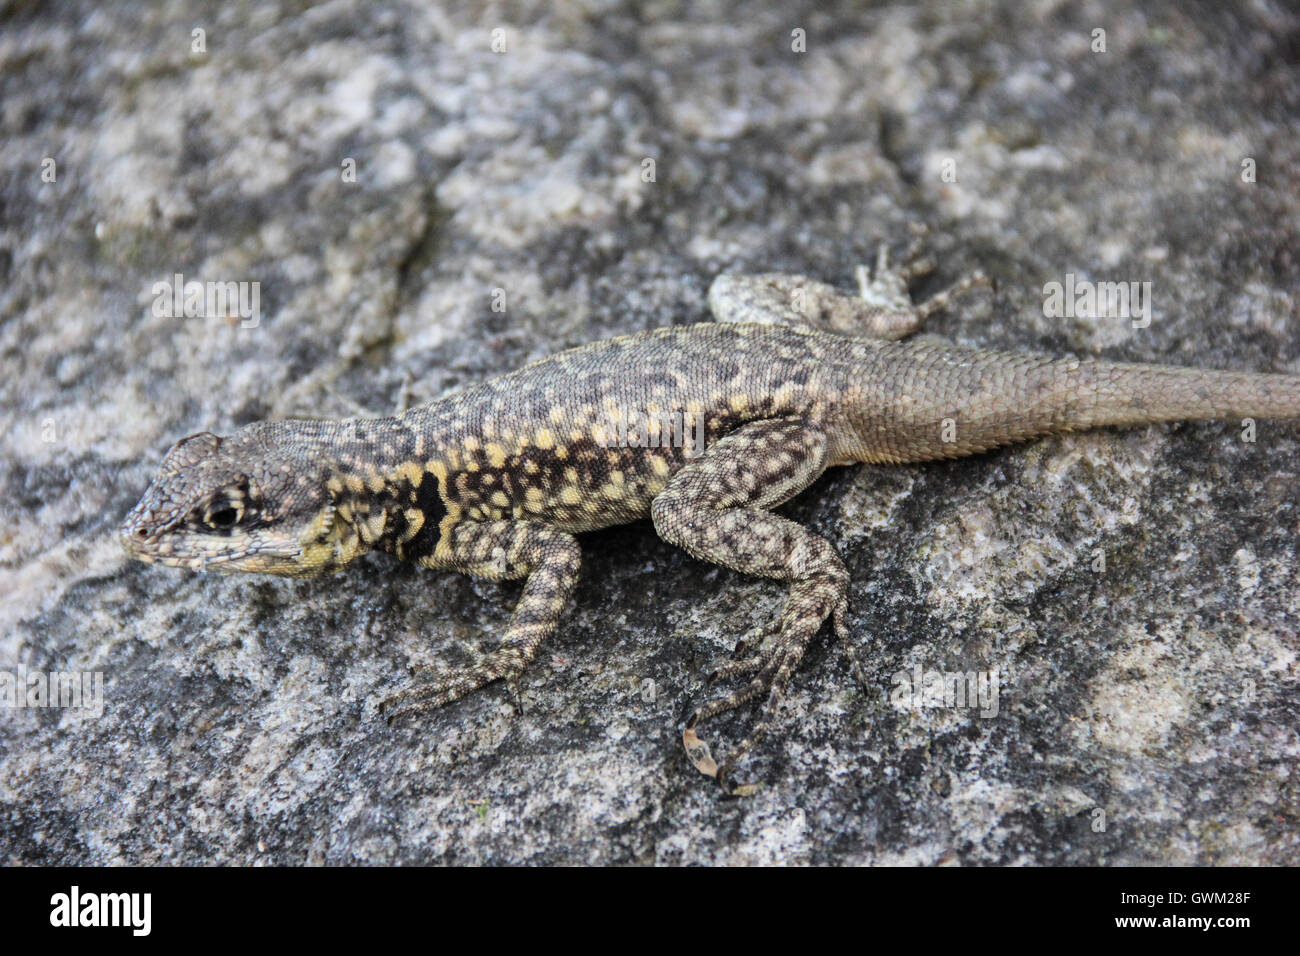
[650, 416, 856, 791]
[379, 520, 581, 721]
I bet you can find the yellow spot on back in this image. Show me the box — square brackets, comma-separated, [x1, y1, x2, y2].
[399, 461, 423, 488]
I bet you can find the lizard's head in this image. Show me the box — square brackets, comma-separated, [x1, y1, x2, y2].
[120, 424, 344, 577]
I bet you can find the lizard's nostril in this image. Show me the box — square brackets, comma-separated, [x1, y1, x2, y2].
[120, 523, 148, 549]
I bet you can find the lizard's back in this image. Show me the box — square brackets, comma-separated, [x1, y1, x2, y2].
[406, 321, 864, 533]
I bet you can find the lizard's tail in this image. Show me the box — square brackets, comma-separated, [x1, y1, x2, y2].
[861, 344, 1300, 463]
[1070, 359, 1300, 429]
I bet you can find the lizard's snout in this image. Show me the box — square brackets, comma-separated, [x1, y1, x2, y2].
[119, 518, 148, 554]
[118, 499, 160, 557]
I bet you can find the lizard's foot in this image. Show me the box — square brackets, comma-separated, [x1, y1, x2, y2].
[378, 642, 532, 722]
[916, 268, 992, 320]
[897, 221, 937, 281]
[681, 568, 848, 794]
[853, 227, 989, 325]
[854, 231, 937, 313]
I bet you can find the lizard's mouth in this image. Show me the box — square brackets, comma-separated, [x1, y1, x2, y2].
[118, 518, 306, 575]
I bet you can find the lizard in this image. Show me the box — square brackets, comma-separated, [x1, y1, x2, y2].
[120, 241, 1300, 792]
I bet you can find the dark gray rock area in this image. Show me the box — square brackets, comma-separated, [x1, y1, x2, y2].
[1, 0, 1297, 864]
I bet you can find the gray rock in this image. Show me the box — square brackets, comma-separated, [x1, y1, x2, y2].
[1, 0, 1297, 864]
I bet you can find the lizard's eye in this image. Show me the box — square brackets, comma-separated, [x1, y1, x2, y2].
[206, 504, 241, 529]
[198, 475, 260, 532]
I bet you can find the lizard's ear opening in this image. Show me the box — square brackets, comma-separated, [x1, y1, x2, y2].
[160, 432, 223, 477]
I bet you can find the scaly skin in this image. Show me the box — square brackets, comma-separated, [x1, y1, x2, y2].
[121, 246, 1300, 790]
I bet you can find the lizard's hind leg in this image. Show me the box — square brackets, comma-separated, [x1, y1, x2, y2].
[709, 239, 988, 341]
[709, 270, 924, 340]
[650, 416, 850, 791]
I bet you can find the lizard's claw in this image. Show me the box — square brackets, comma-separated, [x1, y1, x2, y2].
[681, 725, 759, 797]
[682, 626, 819, 793]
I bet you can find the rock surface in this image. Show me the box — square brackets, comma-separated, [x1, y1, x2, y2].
[1, 0, 1297, 864]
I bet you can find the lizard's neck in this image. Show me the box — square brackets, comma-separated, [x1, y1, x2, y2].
[312, 414, 451, 565]
[248, 415, 449, 570]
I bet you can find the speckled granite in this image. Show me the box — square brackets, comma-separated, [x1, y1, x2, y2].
[1, 0, 1297, 864]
